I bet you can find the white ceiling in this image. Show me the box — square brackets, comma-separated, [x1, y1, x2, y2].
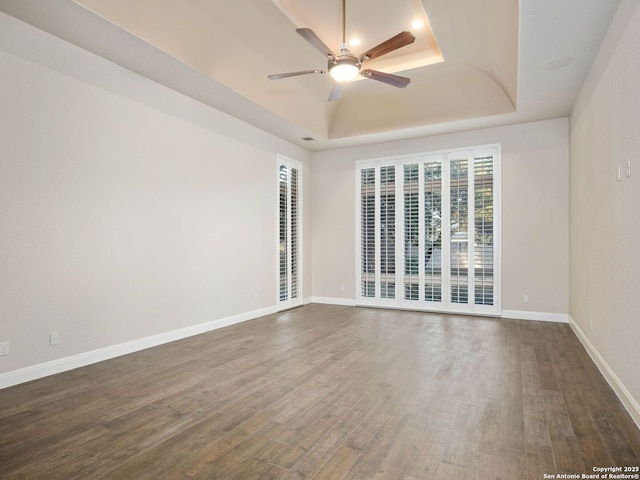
[0, 0, 622, 151]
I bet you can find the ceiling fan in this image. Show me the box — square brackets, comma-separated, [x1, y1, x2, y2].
[268, 0, 416, 102]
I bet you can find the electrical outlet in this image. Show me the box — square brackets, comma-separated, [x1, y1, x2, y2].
[340, 285, 345, 292]
[50, 332, 60, 346]
[523, 294, 529, 303]
[626, 160, 631, 177]
[0, 342, 9, 356]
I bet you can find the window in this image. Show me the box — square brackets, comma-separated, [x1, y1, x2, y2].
[278, 157, 302, 308]
[356, 146, 500, 315]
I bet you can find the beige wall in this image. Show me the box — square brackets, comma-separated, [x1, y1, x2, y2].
[311, 118, 570, 316]
[569, 0, 640, 418]
[0, 13, 311, 374]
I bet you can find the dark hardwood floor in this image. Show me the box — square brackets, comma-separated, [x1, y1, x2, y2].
[1, 304, 639, 479]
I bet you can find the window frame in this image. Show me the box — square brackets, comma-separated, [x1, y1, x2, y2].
[355, 145, 501, 316]
[277, 155, 303, 309]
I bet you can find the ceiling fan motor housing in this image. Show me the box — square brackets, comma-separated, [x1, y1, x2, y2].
[329, 53, 361, 82]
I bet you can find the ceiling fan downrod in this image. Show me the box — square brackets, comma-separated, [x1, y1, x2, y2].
[329, 0, 361, 82]
[342, 0, 346, 45]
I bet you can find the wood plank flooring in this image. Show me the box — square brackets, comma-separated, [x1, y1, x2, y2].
[1, 304, 639, 479]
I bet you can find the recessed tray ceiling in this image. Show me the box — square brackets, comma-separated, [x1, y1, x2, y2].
[73, 0, 518, 140]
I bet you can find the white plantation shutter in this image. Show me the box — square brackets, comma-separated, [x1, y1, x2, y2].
[424, 159, 443, 303]
[279, 164, 288, 302]
[360, 168, 376, 298]
[380, 166, 396, 300]
[356, 146, 500, 315]
[278, 157, 302, 307]
[403, 163, 420, 301]
[449, 155, 469, 305]
[290, 167, 299, 300]
[473, 154, 495, 306]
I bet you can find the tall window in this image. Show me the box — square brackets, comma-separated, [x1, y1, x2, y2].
[356, 146, 501, 315]
[278, 157, 302, 308]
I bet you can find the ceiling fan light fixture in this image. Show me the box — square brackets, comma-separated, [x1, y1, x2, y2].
[329, 57, 360, 82]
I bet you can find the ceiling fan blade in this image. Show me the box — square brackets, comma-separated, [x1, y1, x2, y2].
[268, 69, 322, 80]
[328, 82, 344, 102]
[361, 69, 411, 88]
[359, 31, 416, 62]
[296, 28, 336, 58]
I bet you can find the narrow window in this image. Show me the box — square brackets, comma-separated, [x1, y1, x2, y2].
[278, 157, 302, 308]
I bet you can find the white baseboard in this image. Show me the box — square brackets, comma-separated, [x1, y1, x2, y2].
[501, 309, 569, 323]
[308, 301, 569, 325]
[0, 304, 279, 390]
[310, 296, 357, 306]
[569, 316, 640, 429]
